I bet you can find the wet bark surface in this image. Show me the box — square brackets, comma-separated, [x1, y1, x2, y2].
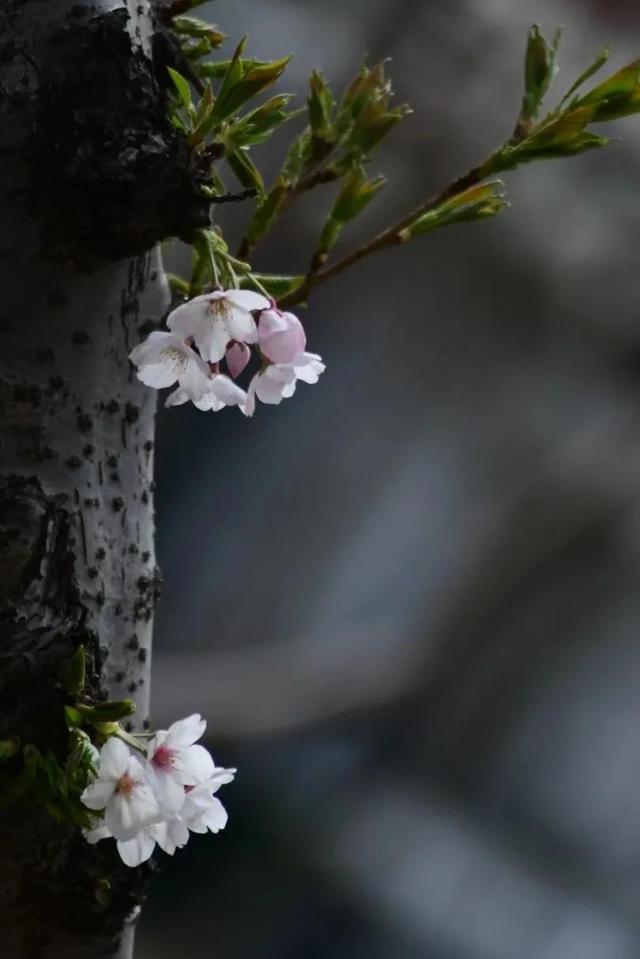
[0, 0, 201, 955]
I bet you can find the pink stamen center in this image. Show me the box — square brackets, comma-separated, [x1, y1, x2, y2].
[152, 745, 175, 770]
[116, 773, 136, 796]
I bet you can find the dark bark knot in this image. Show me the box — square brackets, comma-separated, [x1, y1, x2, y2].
[30, 7, 212, 265]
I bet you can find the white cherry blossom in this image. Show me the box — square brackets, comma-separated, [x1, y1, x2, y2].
[167, 289, 269, 363]
[81, 738, 161, 841]
[243, 352, 326, 417]
[129, 331, 210, 403]
[166, 372, 247, 412]
[107, 770, 236, 866]
[146, 713, 215, 813]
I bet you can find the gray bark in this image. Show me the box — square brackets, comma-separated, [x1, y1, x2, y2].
[0, 0, 204, 954]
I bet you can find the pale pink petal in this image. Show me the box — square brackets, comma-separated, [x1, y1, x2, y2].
[81, 779, 114, 811]
[178, 357, 211, 401]
[224, 289, 270, 313]
[254, 370, 288, 405]
[174, 743, 215, 785]
[195, 319, 231, 363]
[165, 714, 206, 749]
[165, 387, 189, 407]
[154, 817, 190, 855]
[241, 379, 257, 417]
[293, 352, 325, 384]
[84, 820, 112, 844]
[259, 309, 306, 364]
[117, 830, 156, 867]
[211, 375, 247, 407]
[147, 766, 187, 814]
[128, 330, 172, 366]
[226, 307, 258, 345]
[136, 363, 180, 389]
[258, 309, 289, 337]
[207, 767, 237, 793]
[166, 296, 210, 337]
[99, 738, 131, 779]
[105, 793, 139, 840]
[202, 797, 228, 833]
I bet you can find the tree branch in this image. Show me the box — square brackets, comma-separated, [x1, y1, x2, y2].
[278, 155, 498, 309]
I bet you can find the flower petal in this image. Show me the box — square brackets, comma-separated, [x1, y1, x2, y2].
[195, 319, 231, 363]
[165, 387, 189, 407]
[117, 830, 156, 867]
[175, 743, 215, 785]
[100, 737, 131, 779]
[128, 330, 173, 366]
[211, 374, 247, 407]
[165, 714, 206, 749]
[166, 296, 210, 337]
[224, 289, 270, 313]
[154, 817, 190, 856]
[293, 352, 325, 384]
[81, 779, 114, 811]
[226, 307, 258, 345]
[203, 796, 228, 832]
[148, 766, 187, 815]
[83, 820, 112, 844]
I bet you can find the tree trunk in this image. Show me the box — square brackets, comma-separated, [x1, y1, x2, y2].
[0, 1, 206, 954]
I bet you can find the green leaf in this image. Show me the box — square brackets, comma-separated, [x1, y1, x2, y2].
[167, 67, 193, 112]
[64, 705, 83, 729]
[0, 739, 19, 763]
[561, 46, 611, 105]
[404, 181, 508, 238]
[77, 700, 136, 724]
[227, 148, 265, 193]
[308, 69, 335, 146]
[188, 84, 216, 144]
[241, 178, 289, 250]
[172, 16, 226, 48]
[214, 53, 291, 123]
[280, 129, 313, 183]
[197, 57, 269, 80]
[231, 94, 300, 147]
[61, 645, 86, 697]
[166, 273, 191, 297]
[574, 58, 640, 121]
[332, 169, 386, 223]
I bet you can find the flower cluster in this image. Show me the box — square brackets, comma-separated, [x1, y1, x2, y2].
[129, 288, 325, 416]
[81, 714, 234, 867]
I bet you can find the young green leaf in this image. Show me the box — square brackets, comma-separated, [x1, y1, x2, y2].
[561, 46, 611, 105]
[61, 645, 86, 697]
[403, 181, 508, 238]
[167, 67, 193, 112]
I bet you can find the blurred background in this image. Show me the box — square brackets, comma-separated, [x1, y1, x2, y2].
[139, 1, 640, 956]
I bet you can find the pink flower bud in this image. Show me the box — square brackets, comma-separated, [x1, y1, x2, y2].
[258, 309, 306, 364]
[225, 341, 251, 379]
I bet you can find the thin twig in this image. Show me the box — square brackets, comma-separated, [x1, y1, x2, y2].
[278, 154, 498, 309]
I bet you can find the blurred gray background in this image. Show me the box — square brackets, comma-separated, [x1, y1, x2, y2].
[140, 1, 640, 956]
